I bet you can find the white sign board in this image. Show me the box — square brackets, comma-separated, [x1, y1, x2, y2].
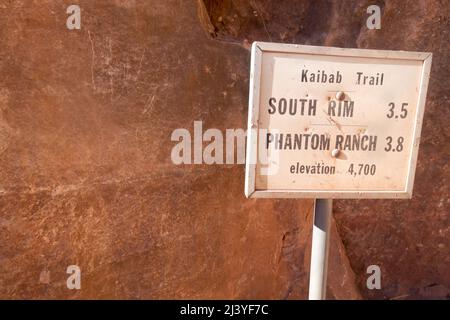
[245, 42, 432, 199]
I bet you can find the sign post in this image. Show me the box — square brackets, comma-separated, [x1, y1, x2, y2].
[308, 199, 332, 300]
[244, 42, 432, 299]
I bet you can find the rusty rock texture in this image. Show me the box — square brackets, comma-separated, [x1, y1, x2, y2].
[203, 0, 450, 299]
[0, 0, 361, 299]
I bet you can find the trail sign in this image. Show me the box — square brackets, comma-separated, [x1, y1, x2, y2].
[245, 42, 432, 199]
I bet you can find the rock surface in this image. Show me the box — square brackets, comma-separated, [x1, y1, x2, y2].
[0, 0, 361, 299]
[0, 0, 448, 300]
[203, 0, 450, 299]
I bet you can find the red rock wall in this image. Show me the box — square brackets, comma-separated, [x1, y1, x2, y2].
[203, 0, 450, 299]
[0, 0, 448, 300]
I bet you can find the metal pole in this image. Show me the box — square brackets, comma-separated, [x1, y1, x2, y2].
[308, 199, 332, 300]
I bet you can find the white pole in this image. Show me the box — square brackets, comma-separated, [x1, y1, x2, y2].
[308, 199, 332, 300]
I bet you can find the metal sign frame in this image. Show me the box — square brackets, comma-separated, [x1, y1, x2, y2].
[245, 42, 432, 199]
